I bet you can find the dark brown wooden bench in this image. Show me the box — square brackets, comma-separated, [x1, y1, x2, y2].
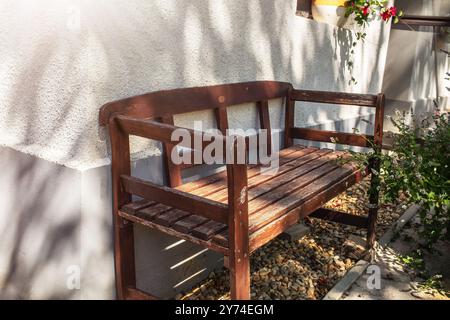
[99, 81, 384, 300]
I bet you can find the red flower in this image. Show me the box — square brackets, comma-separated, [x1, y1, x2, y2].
[381, 10, 391, 21]
[380, 7, 397, 21]
[362, 6, 369, 16]
[389, 7, 397, 16]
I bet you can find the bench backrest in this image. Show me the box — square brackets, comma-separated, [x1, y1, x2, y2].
[99, 81, 293, 187]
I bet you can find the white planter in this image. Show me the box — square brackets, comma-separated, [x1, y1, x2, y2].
[311, 0, 358, 29]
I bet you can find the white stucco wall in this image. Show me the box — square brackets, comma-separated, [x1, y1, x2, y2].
[0, 0, 391, 170]
[0, 0, 393, 299]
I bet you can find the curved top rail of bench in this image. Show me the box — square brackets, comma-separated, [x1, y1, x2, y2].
[99, 81, 293, 126]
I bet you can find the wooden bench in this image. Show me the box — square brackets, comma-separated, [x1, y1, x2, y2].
[99, 81, 384, 300]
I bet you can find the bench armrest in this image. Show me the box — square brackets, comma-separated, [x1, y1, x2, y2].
[288, 89, 385, 148]
[112, 114, 250, 227]
[120, 174, 229, 223]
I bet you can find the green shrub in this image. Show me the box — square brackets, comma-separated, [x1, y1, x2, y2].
[347, 109, 450, 246]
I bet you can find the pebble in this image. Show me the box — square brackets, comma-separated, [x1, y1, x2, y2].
[275, 254, 284, 264]
[307, 286, 315, 299]
[281, 287, 290, 296]
[259, 268, 270, 277]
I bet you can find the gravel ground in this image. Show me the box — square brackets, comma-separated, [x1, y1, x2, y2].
[177, 178, 407, 300]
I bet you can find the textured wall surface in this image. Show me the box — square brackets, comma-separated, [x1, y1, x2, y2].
[0, 0, 391, 170]
[0, 0, 394, 299]
[0, 146, 83, 298]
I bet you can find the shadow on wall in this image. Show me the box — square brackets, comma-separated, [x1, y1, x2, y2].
[0, 147, 83, 299]
[1, 0, 387, 163]
[290, 6, 387, 133]
[382, 24, 446, 132]
[0, 0, 388, 299]
[381, 0, 450, 131]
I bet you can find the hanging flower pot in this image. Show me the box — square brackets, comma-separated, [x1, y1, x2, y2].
[311, 0, 348, 27]
[311, 1, 403, 85]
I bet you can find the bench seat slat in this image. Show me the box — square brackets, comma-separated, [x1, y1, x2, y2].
[121, 174, 228, 223]
[173, 214, 209, 234]
[175, 144, 305, 193]
[181, 145, 310, 198]
[248, 169, 365, 252]
[145, 146, 322, 223]
[191, 221, 227, 240]
[117, 209, 228, 255]
[135, 203, 171, 220]
[205, 148, 331, 202]
[212, 230, 229, 248]
[119, 146, 365, 253]
[121, 199, 155, 214]
[249, 163, 362, 233]
[246, 152, 345, 214]
[153, 209, 191, 227]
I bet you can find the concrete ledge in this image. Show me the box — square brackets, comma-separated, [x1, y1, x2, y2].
[323, 260, 370, 300]
[379, 204, 421, 247]
[322, 204, 421, 300]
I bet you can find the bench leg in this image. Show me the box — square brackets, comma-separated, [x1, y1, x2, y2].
[366, 159, 381, 249]
[229, 250, 250, 300]
[227, 146, 250, 300]
[367, 201, 379, 249]
[114, 221, 136, 299]
[367, 93, 385, 249]
[109, 117, 136, 299]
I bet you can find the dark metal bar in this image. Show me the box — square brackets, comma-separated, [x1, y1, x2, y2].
[310, 208, 369, 228]
[400, 15, 450, 27]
